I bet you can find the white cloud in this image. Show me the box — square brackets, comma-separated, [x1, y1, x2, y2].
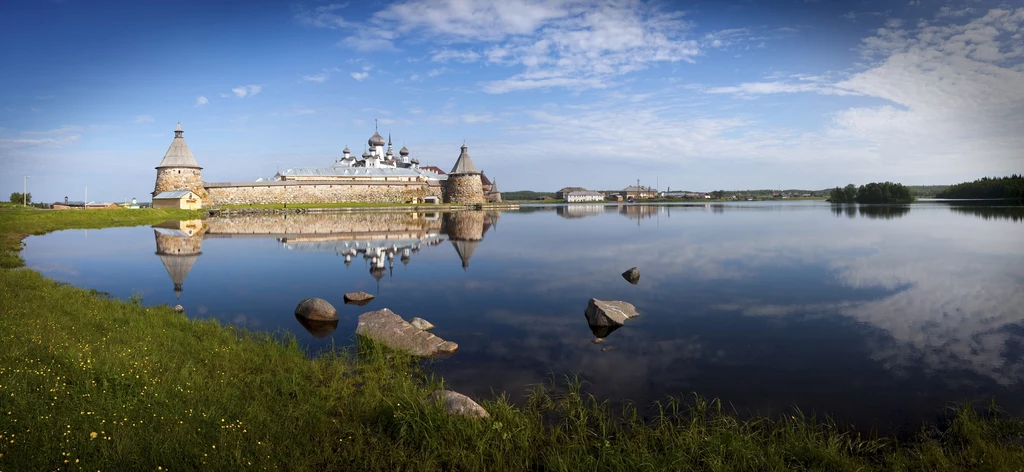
[133, 115, 154, 123]
[431, 48, 482, 63]
[351, 72, 369, 81]
[462, 113, 496, 123]
[704, 81, 859, 97]
[195, 96, 209, 106]
[35, 95, 55, 100]
[295, 3, 351, 29]
[427, 67, 449, 77]
[302, 73, 327, 83]
[937, 6, 975, 18]
[310, 0, 701, 92]
[0, 126, 82, 150]
[231, 85, 262, 98]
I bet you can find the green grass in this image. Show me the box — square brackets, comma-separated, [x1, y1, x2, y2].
[0, 205, 204, 269]
[1, 206, 1023, 470]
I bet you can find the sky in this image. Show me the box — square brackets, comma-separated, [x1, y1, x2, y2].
[1, 0, 1022, 202]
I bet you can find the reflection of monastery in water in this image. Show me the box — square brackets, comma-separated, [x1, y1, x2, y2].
[152, 211, 499, 297]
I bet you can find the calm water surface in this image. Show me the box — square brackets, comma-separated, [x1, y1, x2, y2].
[23, 202, 1024, 431]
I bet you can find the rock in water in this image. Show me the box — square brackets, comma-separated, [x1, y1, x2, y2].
[409, 317, 435, 331]
[344, 291, 375, 306]
[173, 305, 185, 313]
[621, 267, 640, 284]
[584, 298, 639, 327]
[356, 308, 457, 357]
[428, 390, 489, 419]
[295, 298, 338, 321]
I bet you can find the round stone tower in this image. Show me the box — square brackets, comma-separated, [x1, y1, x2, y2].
[443, 144, 485, 204]
[153, 122, 207, 200]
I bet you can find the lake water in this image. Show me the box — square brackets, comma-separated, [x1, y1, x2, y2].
[23, 201, 1024, 432]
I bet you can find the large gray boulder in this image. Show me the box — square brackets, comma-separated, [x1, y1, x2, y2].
[344, 291, 375, 305]
[621, 267, 640, 284]
[428, 390, 489, 419]
[295, 298, 338, 321]
[356, 308, 457, 357]
[584, 298, 639, 327]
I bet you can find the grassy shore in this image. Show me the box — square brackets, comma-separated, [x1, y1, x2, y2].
[2, 206, 1024, 470]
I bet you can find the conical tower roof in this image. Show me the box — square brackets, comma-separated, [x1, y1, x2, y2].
[157, 123, 201, 169]
[158, 253, 199, 299]
[449, 144, 480, 175]
[451, 239, 480, 270]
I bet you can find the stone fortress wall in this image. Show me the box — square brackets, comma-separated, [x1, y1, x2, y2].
[443, 174, 484, 204]
[204, 182, 443, 206]
[204, 212, 443, 236]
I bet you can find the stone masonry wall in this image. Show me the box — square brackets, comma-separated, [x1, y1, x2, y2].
[204, 212, 442, 236]
[205, 183, 442, 205]
[443, 174, 484, 204]
[155, 168, 206, 199]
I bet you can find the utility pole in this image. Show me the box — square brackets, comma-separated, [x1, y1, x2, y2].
[23, 176, 29, 206]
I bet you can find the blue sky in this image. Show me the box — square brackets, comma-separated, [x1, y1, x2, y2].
[1, 0, 1022, 201]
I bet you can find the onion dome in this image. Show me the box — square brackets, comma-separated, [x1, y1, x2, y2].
[400, 146, 409, 156]
[343, 146, 351, 154]
[368, 130, 385, 147]
[362, 151, 371, 159]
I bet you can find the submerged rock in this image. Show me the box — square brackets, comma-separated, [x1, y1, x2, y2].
[295, 298, 338, 321]
[295, 314, 339, 339]
[409, 317, 435, 331]
[588, 323, 621, 339]
[344, 291, 375, 306]
[621, 267, 640, 284]
[592, 337, 605, 344]
[584, 298, 639, 328]
[428, 390, 489, 419]
[356, 308, 457, 357]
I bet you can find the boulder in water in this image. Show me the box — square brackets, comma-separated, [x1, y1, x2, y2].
[356, 308, 457, 357]
[621, 267, 640, 284]
[584, 298, 639, 328]
[295, 298, 338, 321]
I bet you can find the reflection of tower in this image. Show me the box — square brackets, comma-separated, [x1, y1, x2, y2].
[442, 211, 487, 270]
[153, 220, 206, 299]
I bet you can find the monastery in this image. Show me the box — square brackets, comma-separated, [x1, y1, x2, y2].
[152, 122, 500, 205]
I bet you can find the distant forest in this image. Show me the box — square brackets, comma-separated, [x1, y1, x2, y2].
[935, 175, 1024, 200]
[828, 182, 914, 204]
[502, 190, 557, 201]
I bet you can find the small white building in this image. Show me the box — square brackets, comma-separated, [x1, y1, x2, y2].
[565, 190, 605, 202]
[153, 190, 203, 210]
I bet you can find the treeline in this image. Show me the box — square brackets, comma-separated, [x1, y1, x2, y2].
[935, 175, 1024, 200]
[828, 182, 914, 204]
[502, 190, 557, 201]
